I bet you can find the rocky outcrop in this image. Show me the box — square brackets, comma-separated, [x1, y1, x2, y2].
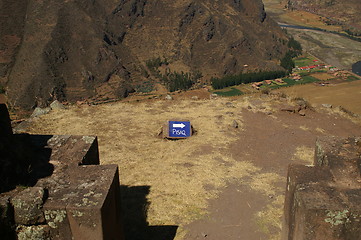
[1, 0, 289, 109]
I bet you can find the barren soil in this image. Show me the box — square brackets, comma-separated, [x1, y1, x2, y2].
[26, 94, 361, 240]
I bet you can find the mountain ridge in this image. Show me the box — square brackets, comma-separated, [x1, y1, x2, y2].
[1, 0, 289, 109]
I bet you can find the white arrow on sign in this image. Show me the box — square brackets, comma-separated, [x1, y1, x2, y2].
[173, 123, 186, 128]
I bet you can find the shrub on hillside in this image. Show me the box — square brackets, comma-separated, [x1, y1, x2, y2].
[288, 36, 302, 56]
[280, 51, 295, 73]
[162, 71, 201, 92]
[145, 57, 169, 70]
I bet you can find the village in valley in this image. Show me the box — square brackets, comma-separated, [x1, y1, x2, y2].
[213, 53, 360, 96]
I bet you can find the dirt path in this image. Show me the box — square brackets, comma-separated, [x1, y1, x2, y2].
[184, 102, 361, 240]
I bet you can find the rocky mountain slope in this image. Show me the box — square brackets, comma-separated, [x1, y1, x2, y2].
[1, 0, 289, 109]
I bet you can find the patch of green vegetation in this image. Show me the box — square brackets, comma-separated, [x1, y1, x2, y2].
[145, 57, 202, 92]
[145, 57, 169, 79]
[269, 75, 319, 89]
[346, 75, 360, 82]
[0, 85, 5, 94]
[302, 75, 319, 83]
[162, 71, 201, 92]
[311, 69, 327, 73]
[280, 51, 295, 72]
[281, 78, 296, 86]
[287, 76, 318, 85]
[288, 36, 303, 55]
[214, 88, 243, 97]
[294, 57, 315, 67]
[135, 80, 155, 93]
[145, 57, 169, 70]
[211, 71, 287, 90]
[279, 36, 302, 73]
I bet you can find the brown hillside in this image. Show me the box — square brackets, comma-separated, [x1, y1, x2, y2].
[287, 0, 361, 32]
[1, 0, 289, 109]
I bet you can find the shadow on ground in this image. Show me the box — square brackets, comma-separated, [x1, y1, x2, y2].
[121, 186, 178, 240]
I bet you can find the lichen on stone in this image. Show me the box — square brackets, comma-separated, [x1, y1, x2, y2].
[71, 210, 84, 217]
[75, 197, 98, 207]
[82, 136, 95, 144]
[44, 210, 66, 229]
[17, 225, 50, 240]
[84, 191, 95, 197]
[325, 210, 351, 226]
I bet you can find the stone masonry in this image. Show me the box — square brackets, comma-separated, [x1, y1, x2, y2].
[283, 136, 361, 240]
[0, 104, 124, 240]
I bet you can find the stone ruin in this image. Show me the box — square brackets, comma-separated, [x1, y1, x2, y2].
[0, 104, 124, 240]
[283, 136, 361, 240]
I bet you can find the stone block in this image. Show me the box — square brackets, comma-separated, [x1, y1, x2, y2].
[283, 136, 361, 240]
[42, 165, 123, 240]
[314, 136, 361, 167]
[0, 104, 123, 239]
[284, 165, 333, 239]
[292, 185, 361, 240]
[315, 136, 361, 188]
[11, 187, 46, 225]
[43, 205, 71, 240]
[46, 135, 99, 169]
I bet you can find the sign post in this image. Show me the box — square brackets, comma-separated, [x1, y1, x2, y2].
[167, 120, 192, 139]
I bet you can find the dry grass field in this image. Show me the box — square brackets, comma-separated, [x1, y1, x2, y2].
[26, 94, 361, 240]
[277, 80, 361, 116]
[28, 98, 252, 238]
[280, 11, 342, 32]
[310, 72, 334, 81]
[264, 0, 353, 32]
[263, 0, 342, 31]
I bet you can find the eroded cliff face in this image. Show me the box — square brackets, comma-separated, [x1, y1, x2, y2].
[1, 0, 288, 109]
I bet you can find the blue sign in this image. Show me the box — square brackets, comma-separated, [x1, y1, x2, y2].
[168, 121, 191, 138]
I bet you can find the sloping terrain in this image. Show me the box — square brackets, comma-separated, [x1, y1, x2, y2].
[0, 0, 289, 110]
[287, 0, 361, 33]
[25, 94, 361, 239]
[263, 0, 361, 70]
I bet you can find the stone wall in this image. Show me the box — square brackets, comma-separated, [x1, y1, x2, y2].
[0, 104, 124, 240]
[283, 136, 361, 240]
